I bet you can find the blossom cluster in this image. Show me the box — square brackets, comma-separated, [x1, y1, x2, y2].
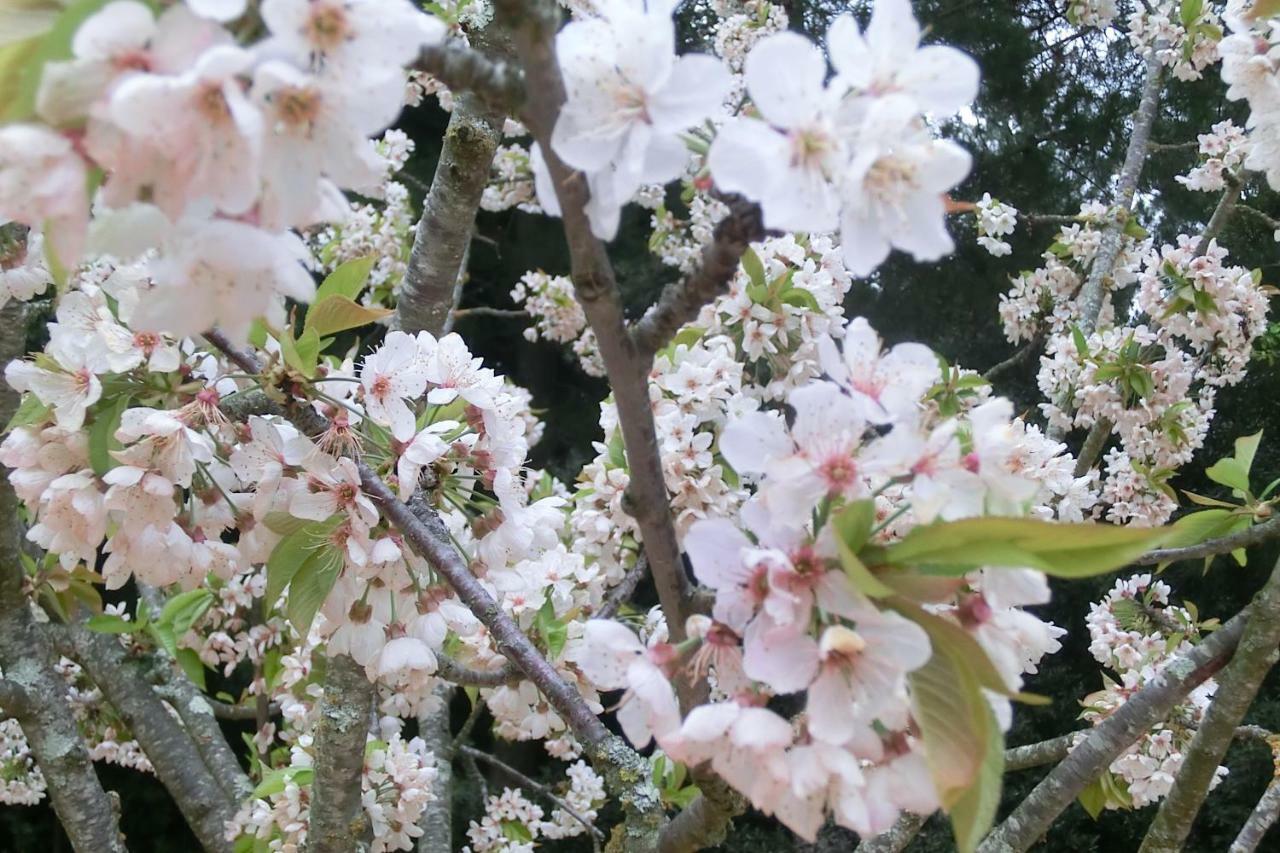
[1176, 119, 1252, 192]
[1079, 574, 1226, 809]
[998, 202, 1149, 345]
[573, 310, 1074, 840]
[975, 193, 1019, 257]
[463, 761, 606, 852]
[0, 0, 446, 341]
[1128, 0, 1224, 82]
[1033, 234, 1269, 525]
[1220, 1, 1280, 189]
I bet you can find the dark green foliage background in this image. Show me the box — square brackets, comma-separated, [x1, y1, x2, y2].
[5, 0, 1280, 849]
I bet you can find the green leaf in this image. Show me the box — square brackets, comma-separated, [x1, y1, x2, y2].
[1180, 0, 1203, 27]
[262, 512, 313, 536]
[740, 247, 766, 290]
[279, 327, 322, 378]
[500, 820, 535, 844]
[948, 699, 1005, 853]
[4, 0, 110, 122]
[146, 620, 178, 659]
[5, 393, 51, 433]
[779, 287, 821, 312]
[252, 766, 315, 798]
[304, 295, 394, 337]
[1181, 490, 1237, 509]
[1165, 509, 1242, 551]
[84, 613, 137, 635]
[906, 610, 1004, 852]
[606, 430, 627, 470]
[286, 544, 344, 636]
[175, 648, 207, 691]
[831, 501, 894, 598]
[876, 516, 1168, 578]
[1206, 458, 1251, 495]
[266, 516, 344, 609]
[87, 394, 131, 476]
[314, 256, 375, 303]
[1078, 775, 1107, 819]
[535, 598, 568, 659]
[161, 589, 215, 637]
[1234, 431, 1263, 480]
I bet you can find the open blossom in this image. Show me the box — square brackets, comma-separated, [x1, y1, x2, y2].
[575, 620, 680, 748]
[5, 341, 102, 432]
[817, 317, 939, 424]
[360, 331, 430, 441]
[260, 0, 444, 75]
[708, 0, 975, 275]
[0, 125, 89, 270]
[544, 0, 732, 239]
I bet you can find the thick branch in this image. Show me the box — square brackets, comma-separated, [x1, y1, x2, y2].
[1140, 556, 1280, 851]
[1075, 49, 1164, 338]
[64, 625, 235, 853]
[1136, 516, 1280, 566]
[415, 684, 454, 853]
[656, 774, 746, 853]
[1231, 768, 1280, 852]
[984, 334, 1043, 383]
[630, 197, 768, 358]
[855, 812, 929, 853]
[413, 41, 524, 110]
[1194, 177, 1243, 255]
[0, 290, 127, 853]
[499, 0, 694, 678]
[1004, 733, 1076, 772]
[396, 28, 512, 336]
[308, 653, 375, 853]
[137, 586, 251, 802]
[977, 611, 1246, 853]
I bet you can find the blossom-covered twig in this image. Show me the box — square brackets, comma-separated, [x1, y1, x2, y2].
[977, 610, 1246, 853]
[631, 196, 768, 358]
[1140, 556, 1280, 851]
[499, 0, 697, 667]
[460, 744, 606, 849]
[0, 290, 127, 853]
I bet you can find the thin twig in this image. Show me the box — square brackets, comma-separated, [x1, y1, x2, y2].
[460, 745, 605, 849]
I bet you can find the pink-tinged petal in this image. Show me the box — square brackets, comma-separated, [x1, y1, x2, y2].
[730, 706, 793, 749]
[719, 409, 791, 476]
[578, 620, 643, 689]
[806, 667, 857, 745]
[683, 518, 752, 589]
[289, 490, 336, 521]
[826, 13, 871, 89]
[743, 617, 818, 693]
[788, 381, 866, 448]
[661, 700, 739, 765]
[743, 31, 827, 129]
[898, 45, 979, 115]
[707, 117, 787, 200]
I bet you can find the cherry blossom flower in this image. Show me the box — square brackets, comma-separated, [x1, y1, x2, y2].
[575, 620, 680, 748]
[359, 331, 431, 441]
[817, 317, 939, 424]
[0, 125, 90, 271]
[548, 0, 732, 239]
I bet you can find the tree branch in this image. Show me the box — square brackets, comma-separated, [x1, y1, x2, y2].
[61, 624, 236, 853]
[201, 330, 666, 842]
[396, 27, 512, 337]
[1230, 754, 1280, 853]
[977, 611, 1246, 853]
[436, 653, 520, 686]
[594, 555, 648, 621]
[308, 653, 375, 853]
[498, 0, 695, 684]
[630, 197, 768, 358]
[854, 812, 929, 853]
[412, 41, 524, 110]
[137, 585, 251, 803]
[460, 744, 605, 850]
[1004, 733, 1076, 772]
[1140, 555, 1280, 851]
[1135, 516, 1280, 566]
[0, 284, 128, 853]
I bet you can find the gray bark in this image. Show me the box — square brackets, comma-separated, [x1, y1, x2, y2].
[308, 652, 375, 853]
